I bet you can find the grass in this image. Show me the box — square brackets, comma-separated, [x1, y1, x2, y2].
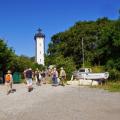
[92, 81, 120, 92]
[104, 82, 120, 92]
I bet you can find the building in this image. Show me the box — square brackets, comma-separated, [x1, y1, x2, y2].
[34, 29, 45, 65]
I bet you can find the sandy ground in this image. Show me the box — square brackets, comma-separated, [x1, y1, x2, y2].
[0, 82, 120, 120]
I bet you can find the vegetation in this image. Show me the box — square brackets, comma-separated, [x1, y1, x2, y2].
[0, 39, 44, 75]
[0, 11, 120, 86]
[45, 54, 76, 80]
[92, 82, 120, 92]
[46, 16, 120, 81]
[104, 82, 120, 92]
[0, 39, 15, 72]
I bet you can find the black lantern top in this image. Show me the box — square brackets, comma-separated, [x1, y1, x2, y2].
[34, 28, 45, 40]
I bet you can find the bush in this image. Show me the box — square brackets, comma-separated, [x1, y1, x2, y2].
[108, 69, 120, 81]
[104, 82, 120, 92]
[91, 66, 105, 72]
[46, 55, 76, 80]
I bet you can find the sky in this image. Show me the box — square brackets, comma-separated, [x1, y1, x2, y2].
[0, 0, 120, 57]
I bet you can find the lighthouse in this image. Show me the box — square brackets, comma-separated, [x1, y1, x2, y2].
[34, 29, 45, 65]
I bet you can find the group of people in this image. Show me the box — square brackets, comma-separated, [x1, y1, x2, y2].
[4, 67, 66, 95]
[23, 68, 47, 92]
[50, 67, 66, 86]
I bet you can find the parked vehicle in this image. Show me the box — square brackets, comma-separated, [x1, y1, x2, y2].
[73, 68, 109, 80]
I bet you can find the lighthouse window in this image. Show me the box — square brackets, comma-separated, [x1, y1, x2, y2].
[40, 43, 41, 46]
[40, 51, 41, 54]
[40, 59, 41, 62]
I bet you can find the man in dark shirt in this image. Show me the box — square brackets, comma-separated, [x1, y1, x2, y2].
[24, 68, 33, 92]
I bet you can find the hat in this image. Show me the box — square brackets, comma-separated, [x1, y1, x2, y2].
[29, 68, 32, 70]
[61, 67, 63, 70]
[7, 70, 11, 74]
[54, 67, 56, 70]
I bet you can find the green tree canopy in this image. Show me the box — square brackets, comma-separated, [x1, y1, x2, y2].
[47, 17, 120, 71]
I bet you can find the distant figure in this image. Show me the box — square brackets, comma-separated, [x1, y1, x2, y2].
[45, 68, 52, 84]
[41, 70, 46, 84]
[52, 67, 58, 86]
[59, 67, 66, 86]
[24, 68, 33, 92]
[5, 70, 13, 95]
[35, 68, 41, 86]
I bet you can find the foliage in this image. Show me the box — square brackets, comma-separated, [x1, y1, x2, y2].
[92, 82, 120, 92]
[91, 66, 105, 73]
[108, 82, 120, 92]
[108, 69, 120, 81]
[0, 39, 16, 72]
[0, 39, 44, 73]
[103, 82, 120, 92]
[47, 16, 120, 81]
[11, 55, 45, 72]
[1, 13, 120, 82]
[45, 54, 76, 80]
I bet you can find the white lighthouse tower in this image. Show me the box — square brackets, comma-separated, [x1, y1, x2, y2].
[34, 29, 45, 65]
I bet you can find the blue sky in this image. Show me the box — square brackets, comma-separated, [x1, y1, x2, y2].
[0, 0, 120, 57]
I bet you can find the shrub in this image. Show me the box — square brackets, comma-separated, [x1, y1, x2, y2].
[108, 69, 120, 81]
[91, 66, 105, 72]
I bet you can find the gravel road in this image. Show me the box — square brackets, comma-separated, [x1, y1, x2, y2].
[0, 83, 120, 120]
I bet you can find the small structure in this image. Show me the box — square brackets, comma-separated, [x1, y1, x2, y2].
[34, 29, 45, 65]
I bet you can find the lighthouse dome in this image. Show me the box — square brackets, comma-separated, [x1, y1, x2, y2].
[34, 28, 45, 40]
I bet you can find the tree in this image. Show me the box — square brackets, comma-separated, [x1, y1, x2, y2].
[0, 39, 15, 72]
[47, 17, 120, 73]
[45, 54, 76, 80]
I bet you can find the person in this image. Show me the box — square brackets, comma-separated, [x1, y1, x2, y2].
[24, 68, 33, 92]
[59, 67, 66, 86]
[45, 68, 52, 84]
[5, 70, 13, 95]
[52, 67, 58, 86]
[41, 70, 46, 84]
[34, 68, 41, 86]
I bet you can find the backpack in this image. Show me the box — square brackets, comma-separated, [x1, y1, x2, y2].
[53, 71, 57, 78]
[5, 74, 11, 82]
[26, 70, 32, 78]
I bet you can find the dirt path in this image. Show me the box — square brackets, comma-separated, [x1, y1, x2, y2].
[0, 83, 120, 120]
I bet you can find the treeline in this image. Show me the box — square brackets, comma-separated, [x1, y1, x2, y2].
[46, 17, 120, 80]
[0, 39, 44, 74]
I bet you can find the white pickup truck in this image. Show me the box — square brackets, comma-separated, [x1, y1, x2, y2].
[73, 68, 109, 80]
